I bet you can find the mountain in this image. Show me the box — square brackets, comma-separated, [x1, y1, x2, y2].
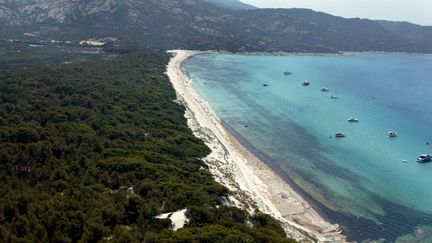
[0, 0, 259, 51]
[0, 0, 431, 53]
[203, 0, 257, 10]
[235, 8, 432, 53]
[376, 20, 432, 47]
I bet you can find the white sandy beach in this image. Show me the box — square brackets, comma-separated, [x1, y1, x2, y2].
[166, 50, 347, 242]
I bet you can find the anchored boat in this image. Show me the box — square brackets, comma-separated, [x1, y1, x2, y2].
[388, 131, 398, 137]
[347, 117, 359, 122]
[335, 132, 346, 138]
[417, 154, 432, 163]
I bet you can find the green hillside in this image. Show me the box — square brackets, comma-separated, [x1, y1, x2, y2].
[1, 0, 431, 53]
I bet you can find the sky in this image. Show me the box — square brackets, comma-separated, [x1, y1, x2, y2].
[242, 0, 432, 26]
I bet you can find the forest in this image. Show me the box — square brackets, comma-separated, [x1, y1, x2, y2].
[0, 52, 296, 242]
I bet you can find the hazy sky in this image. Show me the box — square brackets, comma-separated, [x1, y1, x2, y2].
[242, 0, 432, 26]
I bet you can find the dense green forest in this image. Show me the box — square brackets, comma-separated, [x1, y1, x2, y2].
[0, 52, 295, 242]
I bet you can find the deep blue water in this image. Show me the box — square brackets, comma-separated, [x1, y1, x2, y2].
[184, 53, 432, 242]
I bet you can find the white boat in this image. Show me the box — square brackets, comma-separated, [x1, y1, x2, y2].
[330, 95, 338, 99]
[347, 117, 359, 122]
[321, 87, 330, 92]
[335, 132, 346, 138]
[302, 80, 310, 86]
[388, 131, 398, 137]
[417, 154, 432, 163]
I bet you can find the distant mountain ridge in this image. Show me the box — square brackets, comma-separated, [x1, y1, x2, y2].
[376, 20, 432, 47]
[0, 0, 431, 53]
[238, 8, 432, 53]
[203, 0, 257, 10]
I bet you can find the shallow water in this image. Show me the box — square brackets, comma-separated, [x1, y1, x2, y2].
[184, 53, 432, 242]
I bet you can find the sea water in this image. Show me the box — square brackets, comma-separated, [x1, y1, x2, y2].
[184, 53, 432, 242]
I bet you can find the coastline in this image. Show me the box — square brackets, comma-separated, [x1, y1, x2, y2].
[166, 50, 347, 242]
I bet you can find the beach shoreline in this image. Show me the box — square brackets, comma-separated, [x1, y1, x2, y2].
[166, 50, 347, 242]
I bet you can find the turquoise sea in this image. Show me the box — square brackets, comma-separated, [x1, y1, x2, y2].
[184, 53, 432, 242]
